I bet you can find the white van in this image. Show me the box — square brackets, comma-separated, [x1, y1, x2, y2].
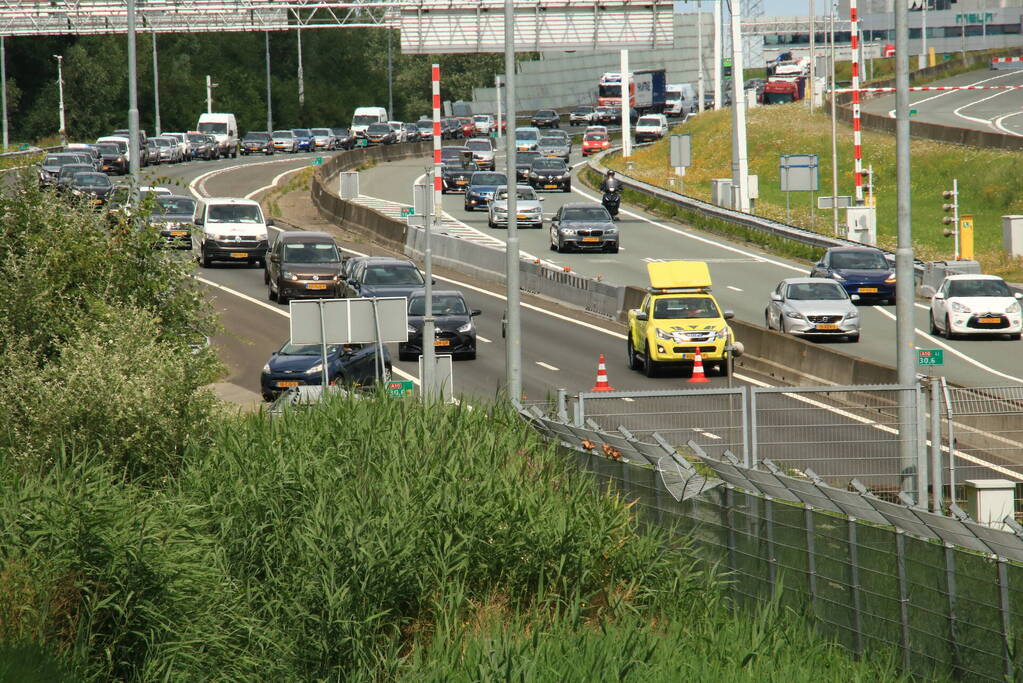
[196, 113, 239, 158]
[97, 135, 135, 167]
[634, 114, 669, 143]
[351, 107, 388, 137]
[665, 83, 697, 117]
[192, 197, 272, 267]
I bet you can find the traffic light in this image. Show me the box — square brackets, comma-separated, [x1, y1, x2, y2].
[722, 58, 733, 79]
[941, 184, 958, 237]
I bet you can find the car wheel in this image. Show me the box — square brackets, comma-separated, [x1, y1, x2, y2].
[268, 283, 277, 302]
[929, 312, 938, 336]
[264, 267, 270, 285]
[463, 350, 477, 361]
[643, 343, 659, 378]
[764, 311, 772, 330]
[627, 336, 641, 371]
[945, 315, 955, 340]
[201, 245, 212, 268]
[398, 348, 415, 362]
[277, 280, 289, 305]
[606, 243, 619, 254]
[780, 318, 788, 335]
[847, 333, 860, 343]
[1009, 333, 1022, 341]
[488, 217, 495, 228]
[564, 183, 571, 193]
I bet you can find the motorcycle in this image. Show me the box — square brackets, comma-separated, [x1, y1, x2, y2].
[601, 188, 621, 220]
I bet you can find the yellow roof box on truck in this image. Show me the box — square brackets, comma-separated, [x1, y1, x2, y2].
[646, 260, 712, 291]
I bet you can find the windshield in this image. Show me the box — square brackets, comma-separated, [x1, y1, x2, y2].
[598, 84, 621, 98]
[198, 122, 227, 134]
[516, 130, 539, 141]
[653, 297, 721, 319]
[207, 204, 264, 224]
[465, 140, 491, 151]
[332, 128, 350, 136]
[532, 159, 566, 171]
[441, 147, 467, 160]
[584, 134, 608, 142]
[187, 134, 206, 144]
[417, 121, 433, 129]
[948, 279, 1013, 298]
[244, 132, 269, 141]
[573, 107, 594, 113]
[637, 117, 661, 126]
[562, 207, 611, 222]
[155, 197, 196, 215]
[444, 161, 476, 172]
[43, 154, 72, 166]
[539, 137, 565, 147]
[155, 138, 171, 147]
[408, 295, 467, 316]
[473, 116, 490, 123]
[73, 173, 111, 187]
[367, 124, 390, 133]
[830, 250, 889, 270]
[293, 129, 311, 137]
[97, 143, 123, 155]
[283, 242, 340, 263]
[311, 129, 331, 136]
[60, 165, 92, 177]
[273, 130, 294, 139]
[352, 115, 379, 125]
[471, 173, 505, 186]
[280, 342, 347, 356]
[363, 265, 424, 286]
[786, 282, 848, 301]
[495, 188, 537, 201]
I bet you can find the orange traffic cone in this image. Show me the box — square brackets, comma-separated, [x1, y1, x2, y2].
[688, 350, 710, 383]
[591, 353, 615, 392]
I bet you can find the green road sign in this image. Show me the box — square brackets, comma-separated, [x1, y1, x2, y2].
[387, 380, 415, 397]
[909, 109, 918, 117]
[400, 206, 414, 217]
[311, 156, 324, 166]
[917, 348, 944, 366]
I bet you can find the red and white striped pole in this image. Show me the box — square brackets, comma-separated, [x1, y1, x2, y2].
[850, 0, 864, 204]
[432, 63, 442, 217]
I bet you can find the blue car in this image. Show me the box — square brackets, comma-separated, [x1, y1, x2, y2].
[292, 128, 313, 152]
[809, 246, 896, 304]
[260, 340, 392, 401]
[463, 171, 508, 211]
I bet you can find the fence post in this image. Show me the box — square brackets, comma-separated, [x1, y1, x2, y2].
[747, 386, 759, 468]
[556, 387, 567, 421]
[944, 543, 961, 677]
[725, 486, 737, 596]
[805, 505, 817, 618]
[741, 386, 752, 467]
[929, 377, 943, 513]
[998, 556, 1012, 680]
[896, 530, 911, 671]
[573, 394, 583, 427]
[848, 516, 863, 658]
[915, 384, 929, 510]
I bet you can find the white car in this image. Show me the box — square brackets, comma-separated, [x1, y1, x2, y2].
[387, 121, 406, 143]
[473, 114, 494, 136]
[192, 197, 272, 268]
[634, 114, 669, 143]
[929, 274, 1022, 340]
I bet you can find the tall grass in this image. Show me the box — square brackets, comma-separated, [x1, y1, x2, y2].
[1, 394, 919, 679]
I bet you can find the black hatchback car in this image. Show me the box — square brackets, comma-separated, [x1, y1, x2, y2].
[441, 158, 478, 193]
[528, 158, 571, 192]
[399, 290, 481, 361]
[260, 340, 392, 401]
[531, 109, 561, 128]
[149, 194, 197, 249]
[241, 131, 273, 155]
[515, 151, 541, 183]
[341, 256, 426, 300]
[265, 231, 344, 304]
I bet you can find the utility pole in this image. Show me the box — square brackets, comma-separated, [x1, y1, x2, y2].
[127, 0, 140, 189]
[697, 1, 705, 113]
[422, 169, 436, 401]
[894, 0, 919, 496]
[152, 33, 161, 135]
[504, 0, 521, 401]
[1, 37, 8, 151]
[729, 0, 750, 212]
[808, 0, 815, 109]
[205, 74, 215, 113]
[387, 29, 394, 117]
[620, 49, 631, 158]
[920, 0, 928, 70]
[713, 0, 722, 109]
[265, 32, 273, 133]
[54, 54, 66, 145]
[830, 2, 839, 235]
[495, 75, 502, 145]
[297, 28, 305, 108]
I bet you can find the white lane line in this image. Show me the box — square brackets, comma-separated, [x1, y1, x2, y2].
[189, 157, 312, 200]
[951, 87, 1020, 129]
[993, 110, 1023, 136]
[244, 165, 309, 200]
[196, 275, 419, 386]
[885, 71, 1022, 117]
[871, 306, 1023, 384]
[727, 285, 743, 292]
[477, 335, 492, 343]
[536, 361, 560, 371]
[621, 397, 635, 402]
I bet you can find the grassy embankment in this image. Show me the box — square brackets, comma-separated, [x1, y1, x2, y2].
[606, 103, 1023, 282]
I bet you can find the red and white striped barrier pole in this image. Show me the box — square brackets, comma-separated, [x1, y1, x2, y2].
[836, 84, 1023, 93]
[850, 0, 863, 205]
[432, 63, 442, 217]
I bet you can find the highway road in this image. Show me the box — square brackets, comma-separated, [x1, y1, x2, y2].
[859, 66, 1023, 135]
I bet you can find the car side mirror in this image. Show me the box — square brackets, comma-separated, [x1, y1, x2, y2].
[471, 309, 482, 317]
[934, 292, 945, 300]
[851, 294, 861, 302]
[723, 310, 735, 320]
[635, 311, 649, 321]
[538, 197, 545, 202]
[770, 293, 782, 302]
[266, 218, 274, 227]
[194, 217, 204, 226]
[1015, 292, 1023, 299]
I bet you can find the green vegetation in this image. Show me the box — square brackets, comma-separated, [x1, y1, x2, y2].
[607, 103, 1023, 281]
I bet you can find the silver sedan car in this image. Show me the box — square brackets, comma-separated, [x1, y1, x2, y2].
[765, 277, 861, 342]
[488, 184, 543, 229]
[464, 138, 495, 170]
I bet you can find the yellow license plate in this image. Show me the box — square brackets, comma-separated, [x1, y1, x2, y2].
[816, 324, 839, 331]
[544, 184, 558, 189]
[230, 252, 249, 258]
[979, 317, 1001, 324]
[859, 287, 878, 293]
[517, 214, 528, 219]
[435, 339, 451, 346]
[582, 236, 600, 243]
[680, 353, 694, 360]
[276, 380, 300, 388]
[306, 283, 328, 290]
[456, 180, 467, 185]
[170, 231, 187, 236]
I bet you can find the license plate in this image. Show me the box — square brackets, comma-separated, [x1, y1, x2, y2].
[170, 231, 187, 236]
[306, 283, 328, 290]
[680, 353, 694, 360]
[456, 180, 467, 185]
[230, 252, 249, 258]
[979, 317, 1002, 324]
[582, 236, 600, 243]
[544, 184, 558, 189]
[101, 165, 111, 171]
[276, 380, 300, 388]
[435, 339, 451, 347]
[517, 214, 528, 219]
[816, 324, 839, 331]
[859, 287, 878, 293]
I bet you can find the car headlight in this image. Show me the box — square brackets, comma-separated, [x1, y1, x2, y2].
[561, 229, 577, 236]
[655, 327, 674, 341]
[407, 325, 416, 336]
[950, 301, 970, 314]
[283, 271, 298, 280]
[457, 322, 473, 333]
[561, 173, 571, 179]
[784, 309, 804, 319]
[845, 309, 859, 319]
[885, 272, 896, 284]
[306, 362, 324, 375]
[495, 207, 508, 215]
[262, 362, 271, 373]
[117, 156, 125, 162]
[1008, 301, 1021, 314]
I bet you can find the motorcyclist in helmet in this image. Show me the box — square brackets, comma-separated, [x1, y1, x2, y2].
[599, 169, 621, 193]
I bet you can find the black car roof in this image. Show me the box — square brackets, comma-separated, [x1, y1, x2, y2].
[352, 256, 416, 266]
[277, 231, 335, 243]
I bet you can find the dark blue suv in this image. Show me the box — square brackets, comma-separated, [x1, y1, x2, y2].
[292, 128, 314, 152]
[810, 246, 896, 304]
[260, 340, 392, 401]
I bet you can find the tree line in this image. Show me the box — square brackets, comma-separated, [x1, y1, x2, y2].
[4, 28, 505, 143]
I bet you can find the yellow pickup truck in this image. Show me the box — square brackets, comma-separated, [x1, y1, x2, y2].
[627, 261, 737, 377]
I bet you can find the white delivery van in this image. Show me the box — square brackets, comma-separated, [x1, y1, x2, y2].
[664, 83, 697, 117]
[97, 135, 135, 168]
[634, 114, 669, 143]
[351, 107, 389, 137]
[196, 113, 239, 158]
[192, 197, 272, 267]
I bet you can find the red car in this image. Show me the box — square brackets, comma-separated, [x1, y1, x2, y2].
[458, 117, 476, 138]
[581, 132, 610, 156]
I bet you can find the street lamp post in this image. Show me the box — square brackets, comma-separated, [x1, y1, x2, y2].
[152, 33, 161, 135]
[1, 37, 8, 151]
[127, 0, 140, 189]
[297, 28, 305, 107]
[205, 74, 218, 113]
[265, 32, 273, 133]
[54, 54, 66, 145]
[504, 0, 521, 401]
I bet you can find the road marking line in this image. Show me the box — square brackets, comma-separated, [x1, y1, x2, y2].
[621, 397, 635, 402]
[727, 285, 743, 292]
[189, 156, 311, 200]
[885, 70, 1022, 117]
[993, 110, 1023, 136]
[477, 335, 492, 343]
[244, 165, 309, 200]
[536, 361, 560, 371]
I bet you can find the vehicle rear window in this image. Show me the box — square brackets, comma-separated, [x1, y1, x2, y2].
[948, 279, 1012, 298]
[363, 265, 424, 286]
[155, 197, 196, 215]
[471, 173, 505, 185]
[653, 297, 720, 319]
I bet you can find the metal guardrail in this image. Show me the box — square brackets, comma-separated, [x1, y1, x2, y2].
[0, 145, 62, 159]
